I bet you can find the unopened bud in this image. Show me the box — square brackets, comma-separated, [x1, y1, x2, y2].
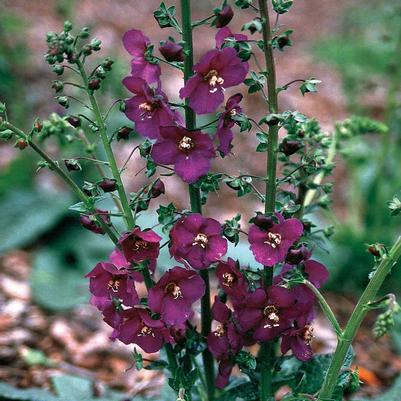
[66, 115, 81, 128]
[34, 118, 42, 132]
[99, 178, 117, 193]
[88, 78, 101, 90]
[51, 80, 64, 93]
[117, 126, 133, 140]
[82, 44, 92, 56]
[15, 139, 28, 150]
[253, 214, 274, 230]
[159, 40, 184, 62]
[280, 139, 302, 156]
[63, 20, 73, 32]
[214, 5, 234, 28]
[56, 96, 69, 108]
[151, 179, 165, 198]
[52, 64, 64, 76]
[64, 159, 82, 172]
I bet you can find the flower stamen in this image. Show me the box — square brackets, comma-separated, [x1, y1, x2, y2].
[192, 233, 209, 248]
[138, 325, 155, 337]
[263, 305, 280, 328]
[302, 325, 314, 345]
[214, 324, 225, 337]
[165, 282, 183, 299]
[264, 232, 282, 249]
[204, 69, 225, 93]
[178, 136, 195, 152]
[107, 279, 121, 293]
[222, 272, 234, 287]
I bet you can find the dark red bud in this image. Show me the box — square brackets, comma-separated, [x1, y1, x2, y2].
[286, 245, 311, 265]
[88, 78, 101, 90]
[82, 44, 92, 56]
[280, 139, 302, 156]
[159, 40, 184, 62]
[66, 115, 81, 128]
[15, 139, 28, 150]
[64, 159, 82, 171]
[151, 179, 165, 198]
[215, 5, 234, 28]
[34, 119, 42, 132]
[99, 178, 117, 192]
[254, 214, 274, 230]
[368, 245, 382, 257]
[277, 36, 290, 48]
[117, 126, 133, 140]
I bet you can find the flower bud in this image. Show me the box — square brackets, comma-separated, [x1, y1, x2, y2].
[151, 179, 165, 198]
[80, 209, 110, 235]
[64, 158, 82, 171]
[253, 214, 274, 230]
[91, 38, 102, 51]
[99, 178, 117, 193]
[67, 52, 78, 64]
[116, 126, 133, 140]
[66, 115, 81, 128]
[159, 40, 184, 62]
[56, 96, 69, 108]
[52, 65, 64, 76]
[51, 80, 64, 93]
[95, 66, 106, 79]
[88, 78, 101, 90]
[15, 139, 28, 150]
[63, 20, 73, 32]
[214, 5, 234, 28]
[286, 245, 311, 264]
[34, 118, 42, 132]
[102, 57, 114, 71]
[280, 139, 302, 156]
[79, 27, 90, 38]
[82, 44, 92, 56]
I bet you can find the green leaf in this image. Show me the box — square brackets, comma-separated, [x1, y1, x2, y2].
[272, 0, 293, 14]
[299, 78, 321, 96]
[0, 382, 59, 401]
[51, 375, 92, 400]
[0, 190, 70, 254]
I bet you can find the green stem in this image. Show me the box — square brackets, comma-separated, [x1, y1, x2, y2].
[181, 1, 215, 400]
[3, 121, 119, 244]
[76, 60, 135, 230]
[318, 236, 401, 401]
[258, 1, 279, 400]
[303, 280, 342, 336]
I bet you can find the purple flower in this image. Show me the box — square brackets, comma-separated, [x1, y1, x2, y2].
[207, 297, 242, 359]
[216, 357, 235, 389]
[86, 262, 139, 307]
[170, 213, 228, 269]
[90, 296, 123, 328]
[215, 27, 248, 49]
[159, 40, 184, 62]
[215, 93, 243, 155]
[123, 29, 161, 84]
[151, 126, 215, 184]
[179, 47, 249, 114]
[236, 286, 297, 342]
[80, 209, 110, 235]
[249, 213, 303, 266]
[213, 5, 234, 28]
[112, 307, 171, 353]
[304, 260, 329, 288]
[216, 258, 247, 306]
[123, 77, 181, 139]
[118, 227, 161, 264]
[281, 324, 314, 361]
[148, 266, 205, 325]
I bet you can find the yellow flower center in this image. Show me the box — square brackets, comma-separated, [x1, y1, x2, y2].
[138, 325, 155, 337]
[222, 272, 235, 287]
[107, 279, 121, 293]
[214, 324, 225, 337]
[302, 325, 314, 345]
[131, 238, 148, 251]
[165, 282, 183, 299]
[263, 305, 280, 328]
[138, 102, 154, 120]
[178, 136, 195, 152]
[264, 232, 282, 249]
[192, 233, 209, 249]
[204, 69, 225, 93]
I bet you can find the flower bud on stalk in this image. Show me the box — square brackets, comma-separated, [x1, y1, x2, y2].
[159, 40, 184, 62]
[66, 115, 81, 128]
[213, 5, 234, 28]
[99, 178, 118, 193]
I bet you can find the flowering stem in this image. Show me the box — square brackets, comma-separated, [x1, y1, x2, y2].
[258, 1, 279, 400]
[181, 1, 215, 400]
[303, 280, 342, 336]
[76, 60, 135, 230]
[318, 236, 401, 400]
[2, 121, 119, 245]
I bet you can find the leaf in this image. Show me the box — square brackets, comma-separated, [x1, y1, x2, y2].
[0, 190, 70, 254]
[217, 380, 259, 401]
[51, 375, 93, 400]
[0, 382, 59, 401]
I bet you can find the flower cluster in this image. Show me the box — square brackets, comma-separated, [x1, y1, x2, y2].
[122, 25, 249, 183]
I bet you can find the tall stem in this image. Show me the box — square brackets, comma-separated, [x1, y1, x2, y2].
[258, 1, 279, 400]
[76, 60, 135, 230]
[180, 1, 215, 400]
[2, 121, 119, 244]
[318, 236, 401, 400]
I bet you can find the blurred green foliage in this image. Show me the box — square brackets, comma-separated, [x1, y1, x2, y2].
[312, 0, 401, 293]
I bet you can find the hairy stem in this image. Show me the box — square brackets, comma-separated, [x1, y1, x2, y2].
[258, 1, 280, 400]
[181, 1, 215, 400]
[318, 236, 401, 400]
[76, 60, 135, 230]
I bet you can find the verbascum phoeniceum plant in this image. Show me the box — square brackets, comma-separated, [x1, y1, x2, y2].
[1, 1, 401, 400]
